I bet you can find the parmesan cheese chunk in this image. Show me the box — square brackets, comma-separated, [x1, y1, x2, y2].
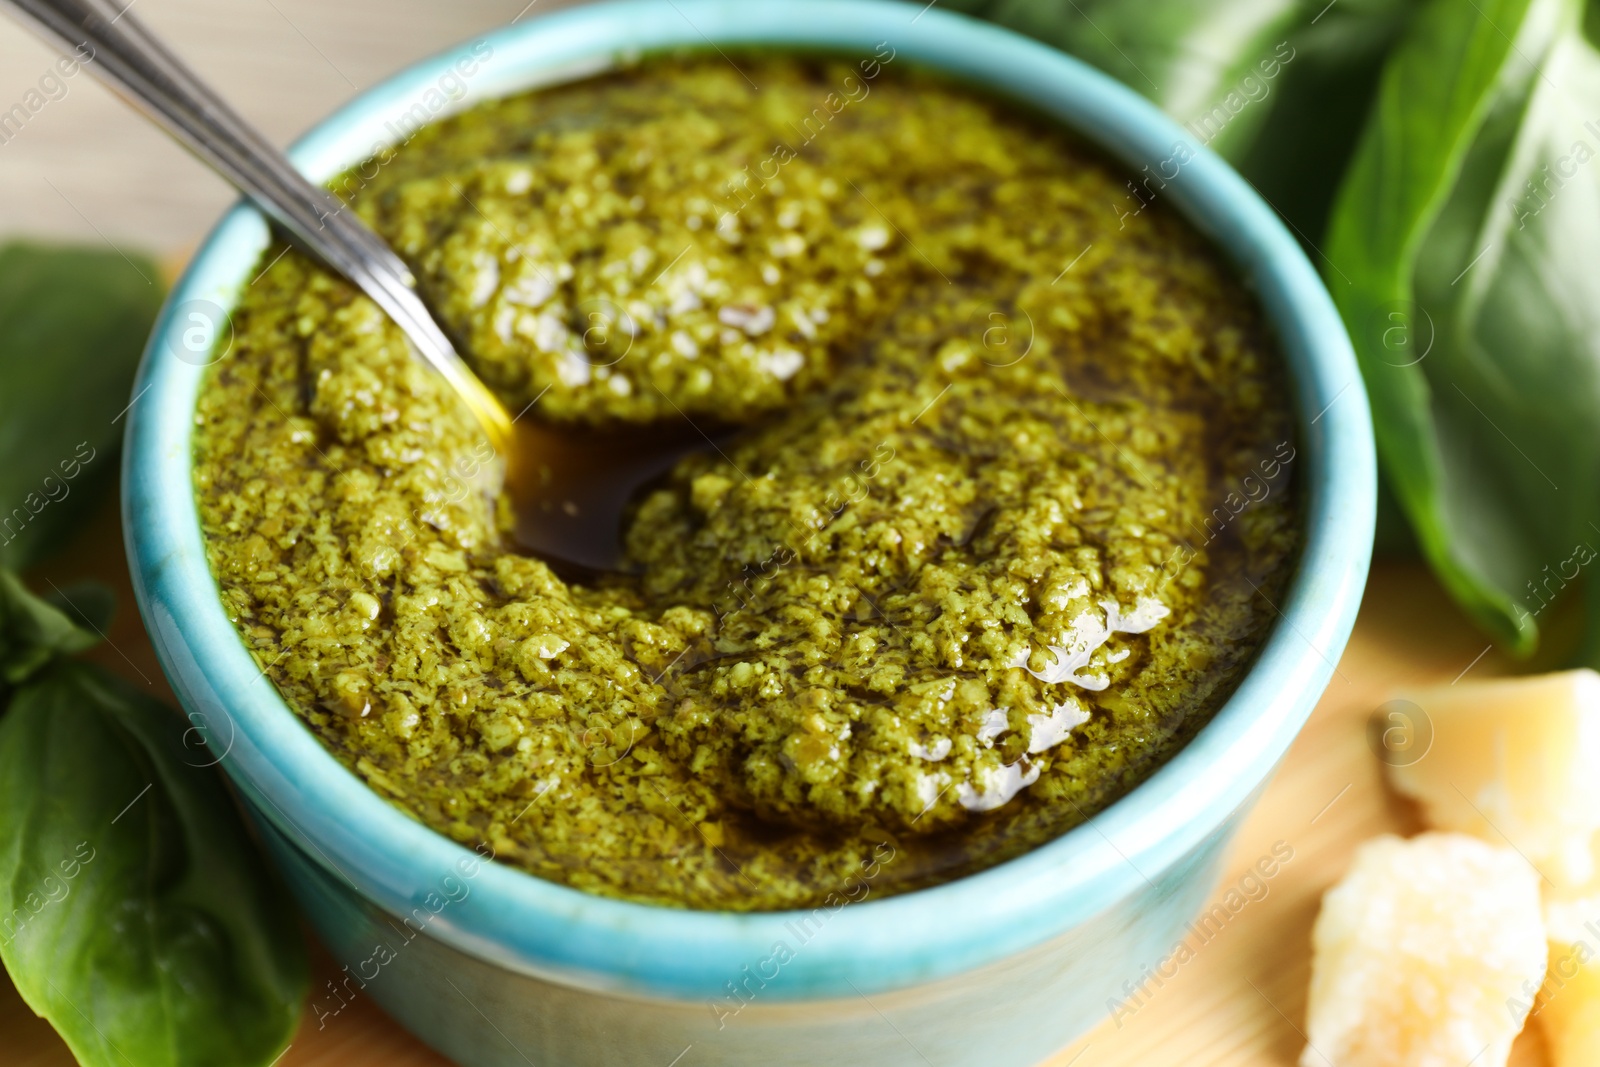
[1385, 670, 1600, 888]
[1537, 897, 1600, 1067]
[1302, 834, 1546, 1067]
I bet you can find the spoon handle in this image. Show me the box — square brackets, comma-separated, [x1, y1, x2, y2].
[0, 0, 512, 448]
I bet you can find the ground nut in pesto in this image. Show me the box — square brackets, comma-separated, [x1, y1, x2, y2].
[193, 54, 1301, 910]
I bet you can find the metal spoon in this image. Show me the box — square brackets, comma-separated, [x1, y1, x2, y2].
[1, 0, 719, 572]
[1, 0, 514, 450]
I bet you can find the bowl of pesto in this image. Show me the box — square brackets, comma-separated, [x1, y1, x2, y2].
[124, 1, 1374, 1064]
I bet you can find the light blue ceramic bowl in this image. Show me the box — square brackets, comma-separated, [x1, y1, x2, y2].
[124, 2, 1375, 1064]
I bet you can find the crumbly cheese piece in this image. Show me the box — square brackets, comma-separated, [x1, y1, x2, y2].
[1302, 833, 1546, 1067]
[1385, 669, 1600, 888]
[1537, 896, 1600, 1067]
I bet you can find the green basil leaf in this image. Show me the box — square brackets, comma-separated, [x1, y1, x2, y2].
[0, 242, 165, 571]
[1324, 0, 1580, 653]
[0, 569, 100, 690]
[41, 578, 116, 637]
[947, 0, 1305, 156]
[1234, 0, 1424, 242]
[948, 0, 1422, 242]
[0, 662, 307, 1067]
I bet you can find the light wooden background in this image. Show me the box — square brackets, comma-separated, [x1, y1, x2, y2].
[0, 0, 578, 253]
[0, 2, 1557, 1065]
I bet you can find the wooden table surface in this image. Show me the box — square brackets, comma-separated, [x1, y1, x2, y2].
[1, 497, 1555, 1067]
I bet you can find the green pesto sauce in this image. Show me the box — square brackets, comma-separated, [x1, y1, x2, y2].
[193, 55, 1300, 910]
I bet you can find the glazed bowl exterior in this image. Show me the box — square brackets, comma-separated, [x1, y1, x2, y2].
[123, 2, 1376, 1065]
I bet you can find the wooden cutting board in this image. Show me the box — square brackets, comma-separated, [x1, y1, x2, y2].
[0, 502, 1554, 1067]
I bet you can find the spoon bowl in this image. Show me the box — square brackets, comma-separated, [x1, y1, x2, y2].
[1, 0, 540, 492]
[508, 416, 718, 574]
[0, 0, 689, 570]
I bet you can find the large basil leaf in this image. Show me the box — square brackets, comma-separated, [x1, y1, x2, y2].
[0, 242, 165, 571]
[1236, 0, 1424, 242]
[0, 569, 101, 691]
[0, 662, 307, 1067]
[1324, 0, 1590, 654]
[948, 0, 1423, 244]
[947, 0, 1305, 157]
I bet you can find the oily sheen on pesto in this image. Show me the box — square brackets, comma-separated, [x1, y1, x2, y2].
[193, 55, 1300, 911]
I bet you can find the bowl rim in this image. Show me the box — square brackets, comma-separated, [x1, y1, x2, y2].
[124, 0, 1375, 1002]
